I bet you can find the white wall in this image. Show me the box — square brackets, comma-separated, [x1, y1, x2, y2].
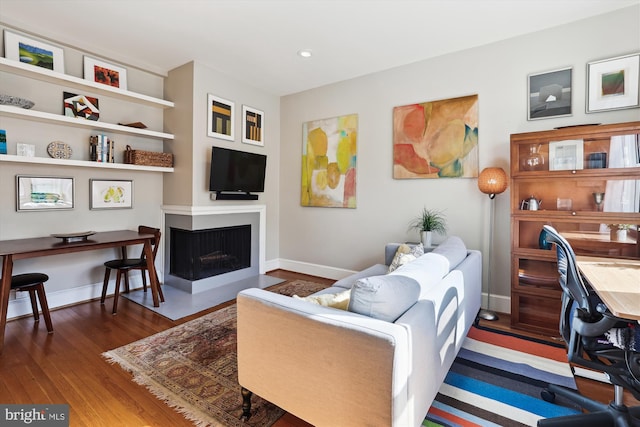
[278, 6, 640, 312]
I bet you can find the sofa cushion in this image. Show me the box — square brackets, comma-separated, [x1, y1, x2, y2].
[388, 252, 449, 298]
[293, 289, 351, 310]
[432, 236, 467, 271]
[348, 275, 420, 322]
[387, 243, 424, 272]
[332, 263, 389, 290]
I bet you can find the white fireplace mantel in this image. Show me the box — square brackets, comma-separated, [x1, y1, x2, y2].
[161, 204, 266, 274]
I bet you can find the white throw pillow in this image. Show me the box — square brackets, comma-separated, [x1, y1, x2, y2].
[348, 275, 420, 322]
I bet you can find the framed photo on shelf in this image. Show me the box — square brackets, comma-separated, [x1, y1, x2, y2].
[16, 175, 74, 211]
[242, 105, 264, 146]
[83, 56, 127, 90]
[90, 179, 133, 210]
[63, 92, 100, 121]
[207, 94, 235, 141]
[549, 139, 584, 171]
[527, 67, 572, 120]
[3, 30, 65, 73]
[587, 53, 640, 113]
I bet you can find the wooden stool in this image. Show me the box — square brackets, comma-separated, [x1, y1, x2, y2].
[11, 273, 53, 333]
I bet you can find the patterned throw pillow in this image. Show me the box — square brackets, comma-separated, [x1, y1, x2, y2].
[388, 243, 424, 272]
[292, 289, 351, 310]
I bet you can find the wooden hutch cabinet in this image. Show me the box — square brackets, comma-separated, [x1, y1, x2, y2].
[510, 121, 640, 335]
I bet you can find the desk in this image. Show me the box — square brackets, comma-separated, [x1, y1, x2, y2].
[0, 230, 163, 354]
[576, 255, 640, 321]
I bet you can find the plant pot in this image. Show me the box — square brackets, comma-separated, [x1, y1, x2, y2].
[611, 229, 627, 242]
[421, 231, 432, 248]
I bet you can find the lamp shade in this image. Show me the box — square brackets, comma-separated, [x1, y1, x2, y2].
[478, 167, 508, 198]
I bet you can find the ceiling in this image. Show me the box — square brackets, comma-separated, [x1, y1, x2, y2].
[1, 0, 638, 96]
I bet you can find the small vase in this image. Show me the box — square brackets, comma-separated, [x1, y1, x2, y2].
[611, 229, 627, 242]
[421, 231, 433, 248]
[521, 144, 544, 171]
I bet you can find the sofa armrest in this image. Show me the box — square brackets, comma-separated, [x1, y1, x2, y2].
[237, 288, 433, 427]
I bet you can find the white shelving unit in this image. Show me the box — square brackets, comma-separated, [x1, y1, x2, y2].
[0, 57, 175, 172]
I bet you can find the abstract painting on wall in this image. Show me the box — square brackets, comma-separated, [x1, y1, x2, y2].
[393, 94, 479, 179]
[301, 114, 357, 208]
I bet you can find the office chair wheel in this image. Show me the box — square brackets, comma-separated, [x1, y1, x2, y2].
[541, 389, 556, 403]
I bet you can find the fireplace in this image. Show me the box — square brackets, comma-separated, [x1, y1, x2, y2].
[170, 225, 251, 281]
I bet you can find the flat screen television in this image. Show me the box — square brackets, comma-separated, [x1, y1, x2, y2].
[209, 147, 267, 199]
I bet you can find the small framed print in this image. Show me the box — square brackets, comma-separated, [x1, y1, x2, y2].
[90, 179, 133, 210]
[528, 67, 572, 120]
[242, 105, 264, 146]
[549, 139, 584, 171]
[83, 56, 127, 90]
[3, 30, 65, 73]
[207, 94, 235, 141]
[16, 175, 74, 211]
[64, 92, 100, 121]
[587, 53, 640, 113]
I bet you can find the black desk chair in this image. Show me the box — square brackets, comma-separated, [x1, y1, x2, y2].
[12, 273, 53, 333]
[100, 225, 163, 314]
[538, 225, 640, 427]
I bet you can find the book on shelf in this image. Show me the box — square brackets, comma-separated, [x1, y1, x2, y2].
[89, 134, 114, 163]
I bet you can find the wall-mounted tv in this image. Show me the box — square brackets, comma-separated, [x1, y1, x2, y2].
[209, 147, 267, 200]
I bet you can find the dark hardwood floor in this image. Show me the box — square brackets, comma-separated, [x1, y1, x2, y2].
[0, 270, 636, 426]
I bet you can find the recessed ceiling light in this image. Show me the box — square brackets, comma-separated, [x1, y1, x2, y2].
[298, 49, 313, 58]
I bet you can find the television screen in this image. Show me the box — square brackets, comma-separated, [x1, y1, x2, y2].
[209, 147, 267, 193]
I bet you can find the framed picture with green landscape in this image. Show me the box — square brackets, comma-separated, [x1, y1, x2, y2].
[3, 30, 65, 73]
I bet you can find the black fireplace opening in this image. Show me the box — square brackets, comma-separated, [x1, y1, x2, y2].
[170, 225, 251, 281]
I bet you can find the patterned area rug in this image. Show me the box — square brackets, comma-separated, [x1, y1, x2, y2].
[102, 279, 328, 427]
[425, 325, 580, 427]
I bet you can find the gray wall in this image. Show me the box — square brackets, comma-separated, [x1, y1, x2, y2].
[278, 6, 640, 312]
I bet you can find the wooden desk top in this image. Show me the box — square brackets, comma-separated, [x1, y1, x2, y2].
[576, 256, 640, 321]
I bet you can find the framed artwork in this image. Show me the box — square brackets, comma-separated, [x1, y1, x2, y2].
[16, 175, 74, 211]
[64, 92, 100, 121]
[587, 53, 640, 113]
[549, 139, 584, 171]
[393, 94, 478, 179]
[528, 67, 572, 120]
[242, 105, 264, 146]
[207, 94, 234, 141]
[83, 56, 127, 90]
[90, 179, 133, 210]
[301, 113, 358, 208]
[3, 30, 65, 73]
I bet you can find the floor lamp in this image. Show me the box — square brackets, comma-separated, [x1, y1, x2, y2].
[477, 167, 508, 321]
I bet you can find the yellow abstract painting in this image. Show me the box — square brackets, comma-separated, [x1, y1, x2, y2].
[301, 114, 357, 208]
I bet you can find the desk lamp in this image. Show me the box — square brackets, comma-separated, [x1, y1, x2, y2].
[477, 167, 508, 321]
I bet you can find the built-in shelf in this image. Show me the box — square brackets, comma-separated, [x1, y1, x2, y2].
[0, 57, 174, 108]
[0, 105, 174, 140]
[0, 154, 174, 172]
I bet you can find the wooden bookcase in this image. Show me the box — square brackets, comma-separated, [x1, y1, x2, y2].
[510, 121, 640, 335]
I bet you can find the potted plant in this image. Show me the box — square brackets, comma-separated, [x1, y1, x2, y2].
[409, 207, 447, 247]
[607, 224, 631, 241]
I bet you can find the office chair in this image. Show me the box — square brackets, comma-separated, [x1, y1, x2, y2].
[538, 225, 640, 427]
[100, 225, 163, 314]
[12, 273, 53, 333]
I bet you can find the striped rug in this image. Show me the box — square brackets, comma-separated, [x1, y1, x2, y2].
[425, 325, 581, 427]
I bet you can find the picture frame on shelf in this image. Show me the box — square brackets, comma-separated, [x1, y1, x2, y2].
[3, 30, 65, 73]
[527, 67, 572, 120]
[242, 105, 264, 146]
[207, 94, 234, 141]
[90, 179, 133, 210]
[16, 175, 74, 211]
[83, 56, 127, 90]
[587, 53, 640, 113]
[549, 139, 584, 171]
[64, 91, 100, 121]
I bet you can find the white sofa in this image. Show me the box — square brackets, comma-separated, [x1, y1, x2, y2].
[237, 236, 482, 427]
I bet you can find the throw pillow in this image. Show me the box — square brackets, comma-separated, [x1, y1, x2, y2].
[293, 289, 351, 310]
[348, 275, 420, 322]
[388, 243, 424, 272]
